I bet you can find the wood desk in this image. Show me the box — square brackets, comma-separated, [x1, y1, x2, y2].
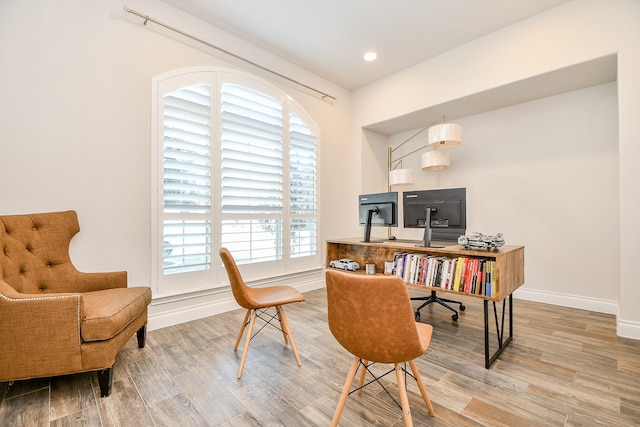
[326, 238, 525, 368]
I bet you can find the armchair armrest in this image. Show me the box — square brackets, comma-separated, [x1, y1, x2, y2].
[71, 270, 128, 293]
[0, 280, 84, 381]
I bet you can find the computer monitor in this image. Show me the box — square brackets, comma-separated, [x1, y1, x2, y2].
[403, 187, 466, 247]
[358, 191, 398, 242]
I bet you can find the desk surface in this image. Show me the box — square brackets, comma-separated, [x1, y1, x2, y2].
[327, 237, 524, 258]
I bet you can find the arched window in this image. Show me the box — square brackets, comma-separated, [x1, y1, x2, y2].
[152, 69, 319, 295]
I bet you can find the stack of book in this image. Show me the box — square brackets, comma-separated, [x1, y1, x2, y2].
[391, 252, 496, 297]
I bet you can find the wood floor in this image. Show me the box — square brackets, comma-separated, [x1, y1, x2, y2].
[2, 287, 640, 426]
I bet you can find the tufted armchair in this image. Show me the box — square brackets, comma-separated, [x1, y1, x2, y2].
[0, 210, 151, 397]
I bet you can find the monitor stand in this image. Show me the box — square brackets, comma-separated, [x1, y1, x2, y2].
[417, 208, 443, 248]
[362, 207, 383, 243]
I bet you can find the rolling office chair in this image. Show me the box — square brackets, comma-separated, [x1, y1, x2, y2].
[412, 291, 465, 321]
[219, 248, 305, 379]
[325, 269, 435, 427]
[413, 211, 466, 322]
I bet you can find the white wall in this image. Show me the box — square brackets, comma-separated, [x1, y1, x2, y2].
[2, 0, 638, 337]
[352, 0, 640, 338]
[0, 0, 354, 329]
[366, 83, 619, 310]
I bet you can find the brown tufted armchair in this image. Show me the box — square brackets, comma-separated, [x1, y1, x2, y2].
[0, 210, 151, 397]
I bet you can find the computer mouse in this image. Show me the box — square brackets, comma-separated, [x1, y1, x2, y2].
[389, 236, 397, 240]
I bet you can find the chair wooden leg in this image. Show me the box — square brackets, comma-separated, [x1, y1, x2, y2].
[357, 360, 368, 395]
[408, 359, 435, 415]
[277, 306, 302, 367]
[276, 306, 289, 344]
[331, 357, 360, 427]
[237, 309, 257, 379]
[97, 366, 114, 397]
[394, 363, 414, 427]
[234, 309, 251, 351]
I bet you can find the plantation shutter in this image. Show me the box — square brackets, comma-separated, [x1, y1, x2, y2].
[154, 69, 321, 294]
[162, 84, 212, 275]
[220, 83, 284, 264]
[289, 112, 317, 258]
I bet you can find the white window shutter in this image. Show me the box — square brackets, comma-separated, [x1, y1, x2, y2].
[162, 84, 212, 275]
[289, 112, 317, 258]
[154, 70, 320, 293]
[220, 83, 284, 264]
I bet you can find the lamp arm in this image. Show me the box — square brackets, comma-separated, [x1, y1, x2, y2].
[390, 143, 430, 167]
[389, 115, 445, 156]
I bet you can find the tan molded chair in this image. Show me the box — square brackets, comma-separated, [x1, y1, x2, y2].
[219, 247, 305, 379]
[0, 211, 151, 397]
[325, 269, 435, 427]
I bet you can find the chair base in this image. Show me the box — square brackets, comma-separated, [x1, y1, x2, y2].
[412, 290, 465, 321]
[331, 357, 435, 427]
[234, 306, 301, 379]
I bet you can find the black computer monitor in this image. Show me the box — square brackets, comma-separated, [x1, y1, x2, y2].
[403, 188, 466, 247]
[358, 192, 398, 242]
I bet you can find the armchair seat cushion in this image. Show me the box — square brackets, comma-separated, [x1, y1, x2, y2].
[82, 287, 151, 342]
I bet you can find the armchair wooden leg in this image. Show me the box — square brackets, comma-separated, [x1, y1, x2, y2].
[97, 366, 114, 397]
[408, 359, 435, 415]
[331, 357, 360, 427]
[395, 363, 414, 427]
[136, 324, 147, 348]
[237, 309, 257, 379]
[234, 309, 251, 351]
[277, 306, 302, 367]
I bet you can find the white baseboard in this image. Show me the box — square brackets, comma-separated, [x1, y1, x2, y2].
[514, 287, 640, 340]
[147, 277, 325, 331]
[147, 296, 238, 331]
[616, 319, 640, 340]
[514, 288, 617, 314]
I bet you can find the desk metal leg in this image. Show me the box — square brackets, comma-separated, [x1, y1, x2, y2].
[484, 294, 513, 368]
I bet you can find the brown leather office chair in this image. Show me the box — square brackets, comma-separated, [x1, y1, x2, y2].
[325, 269, 435, 427]
[219, 247, 305, 379]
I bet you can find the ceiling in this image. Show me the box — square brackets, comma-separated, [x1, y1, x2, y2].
[159, 0, 571, 90]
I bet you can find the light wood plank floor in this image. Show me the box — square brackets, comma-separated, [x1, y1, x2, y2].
[2, 287, 640, 426]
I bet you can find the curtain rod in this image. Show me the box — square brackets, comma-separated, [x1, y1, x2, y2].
[124, 7, 337, 102]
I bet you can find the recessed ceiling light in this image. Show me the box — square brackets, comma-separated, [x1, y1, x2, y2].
[364, 51, 377, 61]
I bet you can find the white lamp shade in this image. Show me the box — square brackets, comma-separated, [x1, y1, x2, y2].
[427, 123, 462, 148]
[421, 150, 450, 171]
[388, 168, 414, 186]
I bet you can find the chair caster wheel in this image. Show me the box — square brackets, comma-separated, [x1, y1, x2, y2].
[452, 314, 458, 321]
[415, 311, 421, 321]
[460, 305, 466, 311]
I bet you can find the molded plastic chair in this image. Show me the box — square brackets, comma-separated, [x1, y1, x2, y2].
[219, 247, 305, 379]
[325, 269, 435, 427]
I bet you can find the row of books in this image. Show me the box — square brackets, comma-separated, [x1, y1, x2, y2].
[391, 252, 497, 297]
